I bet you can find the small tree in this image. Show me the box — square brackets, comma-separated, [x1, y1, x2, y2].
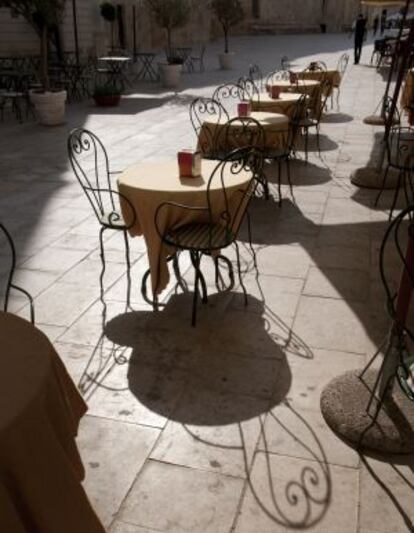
[210, 0, 244, 54]
[100, 2, 117, 51]
[146, 0, 190, 61]
[0, 0, 66, 91]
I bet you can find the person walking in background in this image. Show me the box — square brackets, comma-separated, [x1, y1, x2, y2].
[373, 15, 379, 36]
[380, 9, 387, 34]
[354, 13, 367, 64]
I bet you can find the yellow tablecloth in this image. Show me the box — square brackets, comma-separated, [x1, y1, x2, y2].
[0, 312, 105, 533]
[297, 69, 341, 89]
[198, 111, 289, 157]
[401, 69, 414, 110]
[251, 92, 304, 119]
[266, 79, 321, 116]
[118, 160, 252, 295]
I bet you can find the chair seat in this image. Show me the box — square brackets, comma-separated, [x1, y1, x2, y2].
[165, 222, 233, 251]
[297, 117, 317, 128]
[99, 211, 126, 228]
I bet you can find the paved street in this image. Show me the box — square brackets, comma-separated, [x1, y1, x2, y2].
[1, 33, 413, 533]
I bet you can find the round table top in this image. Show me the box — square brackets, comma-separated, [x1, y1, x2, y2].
[268, 79, 320, 89]
[118, 159, 251, 194]
[0, 312, 51, 432]
[99, 56, 131, 62]
[256, 92, 305, 104]
[204, 111, 289, 127]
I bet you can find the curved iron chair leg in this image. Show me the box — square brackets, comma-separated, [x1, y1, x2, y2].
[277, 159, 282, 206]
[389, 170, 403, 220]
[191, 251, 200, 327]
[214, 254, 235, 292]
[123, 230, 132, 308]
[99, 226, 106, 304]
[246, 212, 257, 268]
[172, 253, 188, 292]
[374, 164, 390, 207]
[234, 242, 248, 306]
[286, 158, 294, 201]
[304, 128, 309, 163]
[141, 267, 160, 310]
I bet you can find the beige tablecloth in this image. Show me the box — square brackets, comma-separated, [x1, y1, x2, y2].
[251, 92, 304, 119]
[297, 69, 341, 90]
[198, 111, 289, 157]
[266, 79, 321, 116]
[401, 69, 414, 111]
[0, 312, 105, 533]
[118, 160, 252, 295]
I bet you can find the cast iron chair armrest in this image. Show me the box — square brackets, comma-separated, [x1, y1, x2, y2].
[89, 187, 137, 230]
[154, 201, 209, 241]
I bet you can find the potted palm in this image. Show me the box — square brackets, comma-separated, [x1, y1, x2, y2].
[210, 0, 244, 70]
[0, 0, 67, 125]
[145, 0, 190, 88]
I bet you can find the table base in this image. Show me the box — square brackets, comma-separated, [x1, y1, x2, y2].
[321, 369, 414, 454]
[350, 167, 399, 190]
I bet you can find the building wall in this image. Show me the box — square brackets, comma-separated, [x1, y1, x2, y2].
[0, 0, 364, 58]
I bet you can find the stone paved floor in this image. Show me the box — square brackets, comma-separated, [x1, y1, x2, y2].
[1, 33, 414, 533]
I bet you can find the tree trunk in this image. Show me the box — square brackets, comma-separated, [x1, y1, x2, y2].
[41, 25, 50, 92]
[223, 24, 229, 53]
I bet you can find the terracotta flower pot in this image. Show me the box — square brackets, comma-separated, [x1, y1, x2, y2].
[29, 90, 67, 126]
[93, 94, 121, 107]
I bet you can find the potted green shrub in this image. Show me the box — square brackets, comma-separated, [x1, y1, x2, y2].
[100, 2, 117, 51]
[145, 0, 190, 88]
[0, 0, 67, 125]
[93, 84, 121, 107]
[210, 0, 244, 70]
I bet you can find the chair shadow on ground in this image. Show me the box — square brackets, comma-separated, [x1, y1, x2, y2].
[265, 159, 332, 188]
[78, 290, 332, 529]
[321, 112, 354, 124]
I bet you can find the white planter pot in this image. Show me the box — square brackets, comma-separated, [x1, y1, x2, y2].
[158, 63, 182, 88]
[30, 90, 67, 126]
[219, 52, 234, 70]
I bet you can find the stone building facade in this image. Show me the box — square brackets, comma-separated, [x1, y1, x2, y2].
[0, 0, 367, 58]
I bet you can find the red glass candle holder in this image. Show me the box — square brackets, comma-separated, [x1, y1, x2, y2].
[237, 101, 251, 117]
[178, 150, 201, 178]
[270, 86, 281, 99]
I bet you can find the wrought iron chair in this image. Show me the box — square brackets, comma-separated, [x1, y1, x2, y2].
[265, 69, 291, 89]
[304, 61, 328, 72]
[266, 94, 308, 204]
[154, 148, 260, 326]
[190, 45, 206, 73]
[333, 53, 349, 108]
[1, 223, 34, 323]
[212, 82, 248, 114]
[358, 204, 414, 442]
[248, 63, 264, 91]
[237, 76, 261, 103]
[375, 125, 414, 219]
[190, 97, 229, 159]
[293, 79, 333, 161]
[67, 128, 137, 305]
[216, 116, 267, 197]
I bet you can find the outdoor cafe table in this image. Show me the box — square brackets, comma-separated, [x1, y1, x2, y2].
[117, 159, 252, 295]
[266, 78, 321, 115]
[0, 312, 105, 533]
[197, 111, 289, 157]
[251, 92, 305, 119]
[98, 56, 131, 90]
[296, 69, 341, 92]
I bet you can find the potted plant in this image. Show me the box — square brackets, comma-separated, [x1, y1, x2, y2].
[100, 1, 117, 51]
[93, 84, 121, 107]
[145, 0, 190, 88]
[210, 0, 244, 70]
[0, 0, 67, 125]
